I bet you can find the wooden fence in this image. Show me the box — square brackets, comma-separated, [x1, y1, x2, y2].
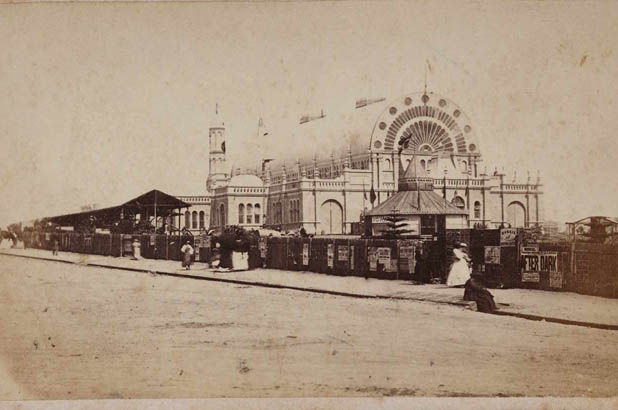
[20, 229, 618, 298]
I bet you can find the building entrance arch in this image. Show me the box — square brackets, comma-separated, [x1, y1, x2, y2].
[506, 201, 526, 228]
[318, 200, 343, 235]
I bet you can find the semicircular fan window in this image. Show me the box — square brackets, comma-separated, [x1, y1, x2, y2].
[401, 120, 454, 153]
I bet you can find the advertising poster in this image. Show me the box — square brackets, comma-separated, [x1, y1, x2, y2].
[550, 270, 563, 288]
[338, 246, 349, 262]
[327, 243, 334, 268]
[484, 246, 500, 264]
[259, 238, 267, 258]
[521, 251, 558, 283]
[500, 228, 517, 246]
[399, 245, 415, 274]
[377, 247, 391, 265]
[523, 229, 540, 245]
[302, 243, 309, 266]
[521, 251, 540, 282]
[368, 248, 377, 271]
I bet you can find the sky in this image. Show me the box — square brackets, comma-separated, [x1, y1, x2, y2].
[1, 0, 617, 227]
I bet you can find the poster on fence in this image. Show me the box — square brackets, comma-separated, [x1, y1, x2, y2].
[386, 258, 398, 273]
[302, 243, 309, 266]
[550, 270, 563, 288]
[484, 246, 500, 264]
[327, 244, 334, 268]
[150, 235, 156, 246]
[523, 229, 540, 245]
[377, 247, 391, 265]
[259, 238, 267, 258]
[350, 246, 355, 270]
[338, 246, 348, 262]
[399, 246, 416, 274]
[521, 251, 558, 283]
[368, 248, 377, 271]
[500, 228, 517, 246]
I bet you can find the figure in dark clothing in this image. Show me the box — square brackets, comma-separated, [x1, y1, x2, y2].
[52, 237, 59, 256]
[413, 248, 429, 283]
[463, 272, 497, 313]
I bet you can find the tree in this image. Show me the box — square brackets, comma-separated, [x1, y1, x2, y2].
[382, 212, 413, 239]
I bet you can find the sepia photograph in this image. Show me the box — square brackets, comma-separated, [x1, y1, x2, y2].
[1, 0, 618, 409]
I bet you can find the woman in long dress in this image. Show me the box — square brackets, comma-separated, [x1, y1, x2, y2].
[446, 243, 471, 287]
[181, 241, 194, 270]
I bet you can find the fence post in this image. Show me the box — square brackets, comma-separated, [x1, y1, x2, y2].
[396, 239, 400, 281]
[347, 239, 351, 276]
[570, 239, 576, 291]
[284, 237, 289, 270]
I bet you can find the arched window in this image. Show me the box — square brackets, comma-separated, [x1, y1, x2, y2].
[420, 159, 426, 170]
[290, 201, 294, 222]
[474, 201, 481, 219]
[192, 211, 198, 229]
[184, 211, 190, 229]
[246, 204, 253, 224]
[238, 204, 245, 224]
[461, 160, 468, 173]
[451, 196, 466, 209]
[254, 204, 261, 224]
[385, 158, 391, 170]
[219, 204, 225, 227]
[199, 211, 205, 229]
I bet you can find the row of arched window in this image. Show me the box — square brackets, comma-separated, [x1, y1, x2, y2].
[289, 199, 301, 223]
[184, 211, 206, 230]
[272, 201, 283, 225]
[450, 197, 482, 219]
[238, 203, 261, 225]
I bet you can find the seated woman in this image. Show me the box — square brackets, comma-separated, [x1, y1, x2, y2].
[463, 271, 497, 313]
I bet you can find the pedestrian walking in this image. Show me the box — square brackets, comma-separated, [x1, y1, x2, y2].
[181, 240, 194, 270]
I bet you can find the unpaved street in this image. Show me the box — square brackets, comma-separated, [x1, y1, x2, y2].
[1, 255, 617, 399]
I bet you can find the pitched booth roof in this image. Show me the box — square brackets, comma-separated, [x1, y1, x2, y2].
[43, 189, 190, 227]
[367, 190, 468, 216]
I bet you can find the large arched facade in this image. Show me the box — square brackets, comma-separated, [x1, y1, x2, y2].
[200, 91, 544, 234]
[318, 199, 343, 235]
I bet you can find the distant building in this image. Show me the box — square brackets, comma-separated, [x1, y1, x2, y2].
[566, 216, 618, 243]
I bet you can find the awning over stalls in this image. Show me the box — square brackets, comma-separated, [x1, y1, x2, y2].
[42, 189, 191, 228]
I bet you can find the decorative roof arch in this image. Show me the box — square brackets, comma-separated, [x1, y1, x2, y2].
[369, 92, 481, 156]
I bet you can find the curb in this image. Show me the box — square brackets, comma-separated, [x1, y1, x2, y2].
[3, 251, 618, 331]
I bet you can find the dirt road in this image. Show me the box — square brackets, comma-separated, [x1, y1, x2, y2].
[1, 256, 617, 399]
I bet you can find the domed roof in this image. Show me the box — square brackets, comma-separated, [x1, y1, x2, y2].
[228, 174, 263, 187]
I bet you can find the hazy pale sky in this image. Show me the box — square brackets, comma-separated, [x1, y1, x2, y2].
[1, 0, 617, 226]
